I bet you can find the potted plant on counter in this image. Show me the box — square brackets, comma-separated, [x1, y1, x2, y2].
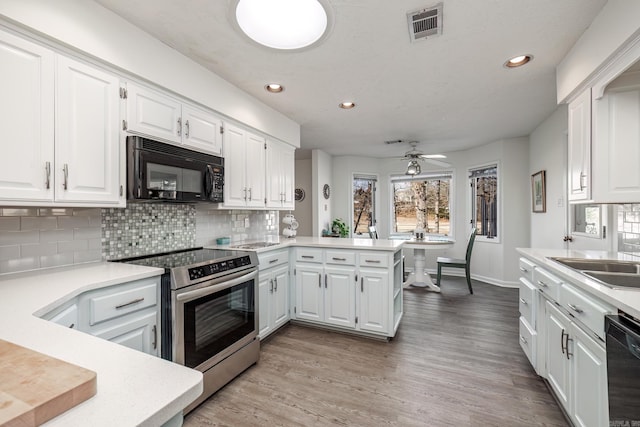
[331, 218, 349, 238]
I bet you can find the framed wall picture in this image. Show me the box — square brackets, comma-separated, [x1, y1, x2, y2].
[531, 170, 546, 213]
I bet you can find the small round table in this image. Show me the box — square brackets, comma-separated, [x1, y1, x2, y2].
[402, 237, 454, 292]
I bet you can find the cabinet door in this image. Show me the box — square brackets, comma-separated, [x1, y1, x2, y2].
[245, 131, 266, 208]
[182, 104, 222, 155]
[272, 265, 290, 329]
[568, 88, 592, 201]
[47, 302, 79, 330]
[91, 310, 158, 355]
[0, 30, 54, 202]
[126, 83, 182, 144]
[324, 266, 356, 328]
[55, 56, 121, 204]
[571, 325, 608, 427]
[359, 268, 389, 333]
[222, 123, 248, 207]
[281, 144, 295, 209]
[266, 140, 284, 208]
[295, 264, 324, 322]
[545, 301, 572, 412]
[258, 272, 273, 338]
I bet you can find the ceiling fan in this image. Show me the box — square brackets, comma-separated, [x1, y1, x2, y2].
[386, 140, 450, 174]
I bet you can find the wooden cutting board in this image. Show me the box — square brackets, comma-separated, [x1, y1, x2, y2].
[0, 339, 97, 427]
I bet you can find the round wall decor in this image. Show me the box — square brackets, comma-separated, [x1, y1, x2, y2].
[295, 188, 305, 201]
[323, 184, 331, 199]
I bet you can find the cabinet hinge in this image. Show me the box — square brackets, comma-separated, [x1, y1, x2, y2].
[264, 143, 267, 150]
[119, 87, 128, 99]
[119, 185, 123, 197]
[122, 120, 128, 131]
[220, 126, 224, 134]
[355, 316, 358, 324]
[294, 307, 296, 314]
[294, 268, 296, 275]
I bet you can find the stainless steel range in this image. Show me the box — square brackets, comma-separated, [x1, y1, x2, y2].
[118, 248, 260, 412]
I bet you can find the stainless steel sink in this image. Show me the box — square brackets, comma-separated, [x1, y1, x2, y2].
[550, 257, 640, 289]
[230, 242, 280, 249]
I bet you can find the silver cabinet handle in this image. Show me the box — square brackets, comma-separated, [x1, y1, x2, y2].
[318, 274, 321, 288]
[561, 329, 567, 355]
[568, 303, 583, 314]
[332, 257, 347, 261]
[177, 117, 182, 136]
[520, 335, 527, 344]
[62, 164, 69, 190]
[519, 298, 527, 305]
[361, 277, 364, 292]
[269, 259, 279, 264]
[248, 188, 252, 201]
[269, 279, 274, 292]
[185, 119, 190, 138]
[274, 277, 278, 291]
[243, 187, 247, 201]
[537, 280, 548, 288]
[324, 274, 327, 288]
[579, 172, 587, 191]
[45, 161, 51, 189]
[365, 259, 381, 264]
[152, 325, 157, 350]
[519, 267, 529, 273]
[115, 297, 144, 310]
[301, 255, 314, 259]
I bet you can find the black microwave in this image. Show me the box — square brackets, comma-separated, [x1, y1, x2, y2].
[127, 136, 224, 203]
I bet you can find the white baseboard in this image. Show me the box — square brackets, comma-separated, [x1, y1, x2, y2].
[406, 267, 519, 289]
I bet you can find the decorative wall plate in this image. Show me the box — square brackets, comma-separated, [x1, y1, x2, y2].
[323, 184, 331, 199]
[295, 188, 305, 201]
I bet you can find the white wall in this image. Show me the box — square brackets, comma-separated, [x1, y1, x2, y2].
[294, 159, 313, 236]
[312, 150, 332, 236]
[557, 0, 640, 102]
[529, 106, 568, 249]
[0, 0, 300, 146]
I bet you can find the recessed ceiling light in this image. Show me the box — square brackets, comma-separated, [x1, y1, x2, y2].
[504, 54, 533, 68]
[235, 0, 330, 50]
[339, 101, 356, 109]
[265, 83, 284, 93]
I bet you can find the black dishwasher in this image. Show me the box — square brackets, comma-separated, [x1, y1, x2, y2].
[606, 313, 640, 424]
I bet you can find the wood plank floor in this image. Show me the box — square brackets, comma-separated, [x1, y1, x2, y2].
[184, 277, 568, 427]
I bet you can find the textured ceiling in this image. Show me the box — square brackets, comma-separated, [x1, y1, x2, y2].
[94, 0, 607, 158]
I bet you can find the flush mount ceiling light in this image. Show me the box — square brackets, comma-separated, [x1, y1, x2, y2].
[339, 101, 356, 109]
[235, 0, 330, 50]
[504, 54, 533, 68]
[406, 160, 421, 175]
[265, 83, 284, 93]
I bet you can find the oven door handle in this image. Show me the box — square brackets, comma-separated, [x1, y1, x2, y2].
[176, 269, 258, 303]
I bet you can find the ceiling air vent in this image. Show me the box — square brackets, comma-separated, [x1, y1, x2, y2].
[407, 3, 443, 42]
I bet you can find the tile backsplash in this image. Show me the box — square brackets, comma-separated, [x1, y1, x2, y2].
[0, 204, 279, 274]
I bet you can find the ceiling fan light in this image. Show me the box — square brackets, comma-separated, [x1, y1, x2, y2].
[406, 160, 421, 175]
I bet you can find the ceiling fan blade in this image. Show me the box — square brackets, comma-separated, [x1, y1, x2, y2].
[422, 158, 451, 167]
[419, 154, 446, 159]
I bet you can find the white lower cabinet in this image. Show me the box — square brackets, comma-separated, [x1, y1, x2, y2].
[293, 247, 401, 338]
[545, 301, 572, 410]
[42, 275, 161, 356]
[258, 250, 290, 339]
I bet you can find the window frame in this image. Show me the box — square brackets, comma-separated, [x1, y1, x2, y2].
[388, 171, 455, 239]
[351, 173, 379, 238]
[468, 161, 501, 244]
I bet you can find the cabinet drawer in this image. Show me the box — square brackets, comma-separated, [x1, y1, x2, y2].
[89, 280, 158, 326]
[559, 284, 613, 340]
[325, 250, 356, 265]
[258, 249, 289, 270]
[359, 252, 389, 268]
[295, 248, 323, 263]
[533, 267, 561, 301]
[519, 316, 537, 369]
[519, 277, 536, 328]
[519, 258, 536, 283]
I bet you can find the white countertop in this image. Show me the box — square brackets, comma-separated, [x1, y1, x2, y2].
[517, 248, 640, 319]
[0, 262, 203, 427]
[210, 236, 404, 253]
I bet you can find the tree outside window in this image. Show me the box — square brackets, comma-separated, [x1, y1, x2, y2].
[391, 173, 451, 235]
[470, 164, 498, 239]
[353, 175, 376, 235]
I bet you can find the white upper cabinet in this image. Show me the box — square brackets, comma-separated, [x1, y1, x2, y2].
[0, 29, 123, 207]
[222, 123, 265, 208]
[0, 30, 54, 202]
[567, 88, 592, 202]
[55, 55, 121, 204]
[125, 82, 223, 155]
[266, 139, 295, 210]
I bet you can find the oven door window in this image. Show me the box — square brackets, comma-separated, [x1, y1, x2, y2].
[183, 280, 255, 368]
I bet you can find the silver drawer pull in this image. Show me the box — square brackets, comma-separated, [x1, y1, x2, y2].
[519, 298, 527, 305]
[537, 280, 548, 288]
[568, 303, 583, 314]
[365, 259, 381, 263]
[332, 257, 346, 261]
[519, 267, 529, 273]
[302, 255, 314, 259]
[520, 335, 527, 344]
[269, 259, 279, 264]
[115, 297, 144, 309]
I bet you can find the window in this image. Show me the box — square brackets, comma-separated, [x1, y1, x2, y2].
[470, 164, 498, 239]
[353, 174, 376, 236]
[573, 204, 603, 238]
[391, 172, 452, 235]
